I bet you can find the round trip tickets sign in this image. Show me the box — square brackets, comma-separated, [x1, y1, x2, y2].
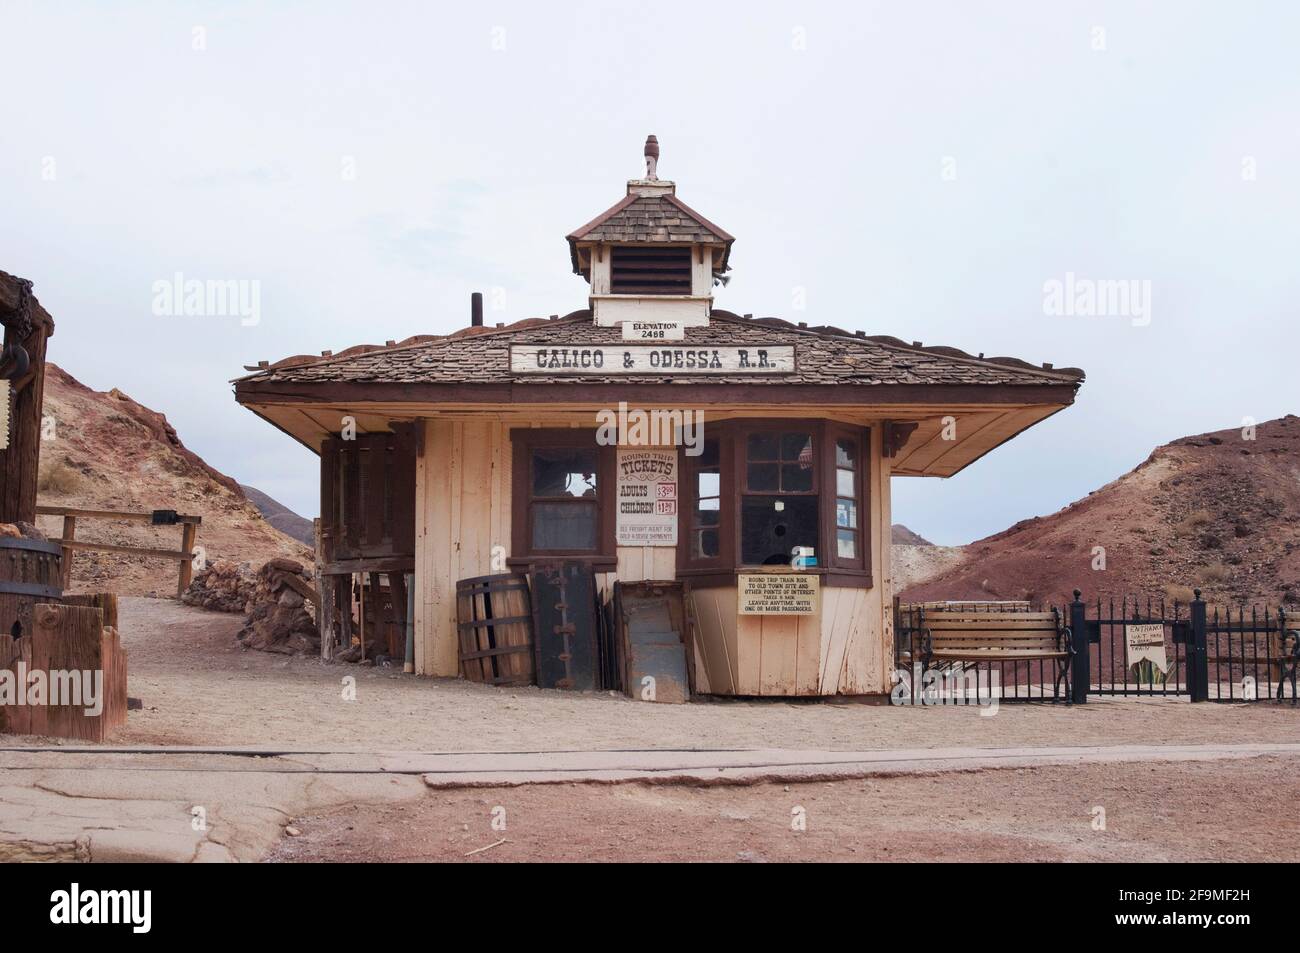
[509, 344, 796, 375]
[616, 448, 677, 546]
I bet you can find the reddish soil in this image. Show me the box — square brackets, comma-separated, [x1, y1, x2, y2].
[32, 363, 310, 596]
[269, 755, 1299, 862]
[901, 416, 1300, 608]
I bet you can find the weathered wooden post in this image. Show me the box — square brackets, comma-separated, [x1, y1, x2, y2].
[177, 521, 198, 596]
[1070, 588, 1088, 704]
[0, 271, 54, 525]
[1189, 588, 1209, 702]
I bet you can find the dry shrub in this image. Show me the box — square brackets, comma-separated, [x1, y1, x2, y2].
[37, 458, 83, 495]
[1174, 509, 1214, 536]
[1200, 562, 1232, 586]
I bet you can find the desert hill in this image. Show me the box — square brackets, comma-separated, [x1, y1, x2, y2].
[34, 363, 311, 596]
[900, 416, 1300, 608]
[240, 484, 315, 546]
[891, 524, 932, 546]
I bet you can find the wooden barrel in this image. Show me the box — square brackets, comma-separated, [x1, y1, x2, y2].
[455, 573, 534, 686]
[0, 537, 63, 638]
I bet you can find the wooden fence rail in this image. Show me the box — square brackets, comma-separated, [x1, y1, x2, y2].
[35, 505, 201, 597]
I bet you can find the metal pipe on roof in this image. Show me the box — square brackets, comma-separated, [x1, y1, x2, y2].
[471, 292, 483, 327]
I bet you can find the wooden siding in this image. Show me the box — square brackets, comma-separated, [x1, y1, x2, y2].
[414, 416, 893, 694]
[414, 419, 511, 676]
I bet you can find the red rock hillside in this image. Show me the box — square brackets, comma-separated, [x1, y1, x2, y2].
[34, 363, 311, 596]
[900, 416, 1300, 608]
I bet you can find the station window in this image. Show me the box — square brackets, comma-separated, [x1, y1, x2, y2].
[510, 431, 616, 566]
[679, 420, 870, 583]
[740, 430, 818, 565]
[530, 447, 599, 550]
[689, 438, 722, 560]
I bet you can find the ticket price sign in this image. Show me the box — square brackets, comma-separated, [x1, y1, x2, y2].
[616, 447, 677, 546]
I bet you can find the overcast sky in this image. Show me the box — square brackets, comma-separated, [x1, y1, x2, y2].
[2, 1, 1296, 545]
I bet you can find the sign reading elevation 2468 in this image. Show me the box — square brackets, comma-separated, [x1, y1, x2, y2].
[510, 345, 796, 375]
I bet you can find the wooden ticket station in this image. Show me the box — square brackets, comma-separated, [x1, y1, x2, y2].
[235, 137, 1084, 698]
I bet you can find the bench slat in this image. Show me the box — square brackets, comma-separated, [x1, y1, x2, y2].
[932, 649, 1069, 661]
[927, 620, 1057, 630]
[923, 613, 1056, 623]
[930, 634, 1060, 642]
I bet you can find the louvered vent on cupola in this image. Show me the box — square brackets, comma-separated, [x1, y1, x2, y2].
[609, 246, 693, 295]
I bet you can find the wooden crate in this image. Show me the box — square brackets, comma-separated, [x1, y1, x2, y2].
[0, 600, 127, 741]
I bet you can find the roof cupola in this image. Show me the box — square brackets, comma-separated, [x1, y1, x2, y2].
[566, 136, 733, 334]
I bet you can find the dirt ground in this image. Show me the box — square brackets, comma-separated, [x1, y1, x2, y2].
[6, 597, 1300, 863]
[269, 755, 1299, 862]
[46, 597, 1297, 753]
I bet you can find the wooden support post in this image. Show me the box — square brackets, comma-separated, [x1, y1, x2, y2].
[60, 515, 76, 590]
[177, 522, 197, 597]
[0, 275, 53, 526]
[387, 570, 407, 660]
[368, 572, 383, 656]
[319, 574, 337, 660]
[340, 573, 354, 651]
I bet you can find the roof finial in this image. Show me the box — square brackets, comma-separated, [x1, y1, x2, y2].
[644, 134, 659, 180]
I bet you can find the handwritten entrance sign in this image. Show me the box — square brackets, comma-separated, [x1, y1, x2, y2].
[1124, 623, 1168, 674]
[737, 573, 820, 616]
[616, 447, 678, 546]
[509, 345, 795, 375]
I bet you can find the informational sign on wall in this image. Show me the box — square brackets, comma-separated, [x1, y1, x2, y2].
[616, 447, 678, 546]
[737, 573, 820, 616]
[1124, 623, 1168, 673]
[510, 345, 795, 375]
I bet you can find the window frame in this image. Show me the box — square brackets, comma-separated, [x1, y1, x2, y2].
[677, 431, 735, 572]
[678, 419, 872, 588]
[509, 429, 617, 569]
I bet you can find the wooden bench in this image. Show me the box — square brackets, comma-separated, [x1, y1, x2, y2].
[895, 600, 1032, 664]
[920, 607, 1074, 699]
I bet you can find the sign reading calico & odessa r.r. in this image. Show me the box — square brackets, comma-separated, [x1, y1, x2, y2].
[510, 345, 796, 375]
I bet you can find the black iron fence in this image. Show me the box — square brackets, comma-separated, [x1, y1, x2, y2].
[895, 590, 1299, 705]
[1205, 602, 1293, 702]
[1075, 593, 1189, 698]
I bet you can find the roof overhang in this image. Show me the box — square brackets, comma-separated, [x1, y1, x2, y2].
[235, 379, 1076, 476]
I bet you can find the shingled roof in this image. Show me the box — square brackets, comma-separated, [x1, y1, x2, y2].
[236, 310, 1084, 391]
[566, 191, 735, 274]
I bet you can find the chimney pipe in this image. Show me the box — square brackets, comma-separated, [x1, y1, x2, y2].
[471, 292, 483, 327]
